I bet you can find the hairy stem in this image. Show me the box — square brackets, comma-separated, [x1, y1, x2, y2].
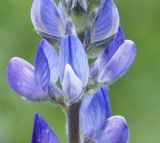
[67, 101, 81, 143]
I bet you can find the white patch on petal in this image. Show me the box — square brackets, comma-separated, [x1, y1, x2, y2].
[62, 64, 83, 102]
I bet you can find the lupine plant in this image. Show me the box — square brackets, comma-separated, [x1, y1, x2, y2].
[7, 0, 136, 143]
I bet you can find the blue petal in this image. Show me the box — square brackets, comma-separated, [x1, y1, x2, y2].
[97, 116, 129, 143]
[90, 26, 125, 79]
[32, 113, 60, 143]
[80, 86, 112, 139]
[62, 64, 83, 102]
[92, 0, 119, 43]
[58, 2, 67, 22]
[31, 0, 66, 38]
[35, 41, 50, 92]
[100, 26, 125, 65]
[98, 40, 136, 84]
[40, 39, 59, 83]
[59, 35, 89, 86]
[7, 58, 49, 101]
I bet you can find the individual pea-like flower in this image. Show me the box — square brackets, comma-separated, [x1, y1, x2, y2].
[88, 0, 119, 43]
[7, 34, 89, 104]
[7, 39, 60, 101]
[89, 26, 136, 86]
[80, 86, 129, 143]
[31, 0, 119, 58]
[31, 0, 76, 41]
[32, 113, 60, 143]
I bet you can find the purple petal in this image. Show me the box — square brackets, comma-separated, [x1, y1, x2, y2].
[80, 86, 112, 139]
[57, 2, 67, 22]
[31, 0, 66, 38]
[90, 26, 125, 79]
[92, 0, 119, 43]
[32, 113, 60, 143]
[7, 58, 49, 101]
[39, 39, 59, 84]
[98, 40, 136, 84]
[35, 41, 50, 92]
[97, 116, 129, 143]
[100, 26, 125, 66]
[62, 64, 83, 102]
[59, 35, 89, 86]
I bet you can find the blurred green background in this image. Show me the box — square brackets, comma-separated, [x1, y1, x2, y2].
[0, 0, 160, 142]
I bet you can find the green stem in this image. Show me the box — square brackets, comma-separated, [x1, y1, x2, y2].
[67, 101, 81, 143]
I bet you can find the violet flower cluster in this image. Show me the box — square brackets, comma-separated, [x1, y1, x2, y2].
[7, 0, 136, 143]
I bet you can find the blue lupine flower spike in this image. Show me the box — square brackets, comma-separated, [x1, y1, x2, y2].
[59, 34, 89, 102]
[7, 39, 60, 101]
[32, 113, 60, 143]
[90, 26, 136, 85]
